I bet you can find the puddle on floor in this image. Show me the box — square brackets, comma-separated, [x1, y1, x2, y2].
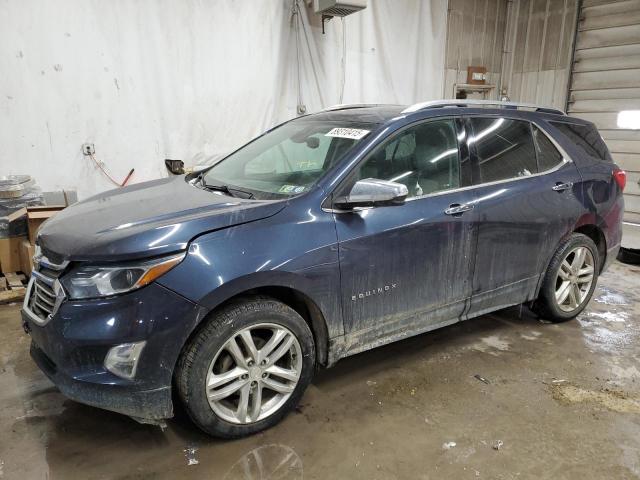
[222, 444, 303, 480]
[595, 287, 629, 307]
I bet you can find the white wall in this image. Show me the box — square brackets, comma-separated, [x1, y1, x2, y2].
[0, 0, 447, 200]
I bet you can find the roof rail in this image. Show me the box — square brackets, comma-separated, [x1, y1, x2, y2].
[322, 103, 384, 112]
[402, 99, 565, 116]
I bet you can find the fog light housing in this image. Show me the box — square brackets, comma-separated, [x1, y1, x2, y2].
[104, 341, 146, 379]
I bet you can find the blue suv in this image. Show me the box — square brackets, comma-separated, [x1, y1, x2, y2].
[22, 100, 625, 437]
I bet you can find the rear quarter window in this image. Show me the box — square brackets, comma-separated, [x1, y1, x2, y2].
[550, 121, 612, 162]
[532, 125, 564, 172]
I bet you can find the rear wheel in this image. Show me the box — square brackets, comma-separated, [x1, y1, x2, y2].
[176, 298, 315, 438]
[533, 233, 599, 322]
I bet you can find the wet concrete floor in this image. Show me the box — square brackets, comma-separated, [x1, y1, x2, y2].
[1, 261, 639, 479]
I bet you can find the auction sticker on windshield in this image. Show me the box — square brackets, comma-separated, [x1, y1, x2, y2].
[325, 127, 370, 140]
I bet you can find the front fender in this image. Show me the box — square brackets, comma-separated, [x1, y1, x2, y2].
[156, 206, 343, 339]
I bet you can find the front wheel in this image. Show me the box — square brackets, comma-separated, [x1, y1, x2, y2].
[175, 297, 315, 438]
[532, 233, 599, 322]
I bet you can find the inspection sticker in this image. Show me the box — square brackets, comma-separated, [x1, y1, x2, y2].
[325, 127, 370, 140]
[278, 185, 306, 194]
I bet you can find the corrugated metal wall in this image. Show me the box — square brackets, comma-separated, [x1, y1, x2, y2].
[567, 0, 640, 242]
[444, 0, 508, 98]
[502, 0, 579, 109]
[444, 0, 578, 109]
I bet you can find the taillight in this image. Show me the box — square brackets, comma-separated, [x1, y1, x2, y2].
[613, 168, 626, 191]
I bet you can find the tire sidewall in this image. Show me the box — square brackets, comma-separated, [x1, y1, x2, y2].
[541, 234, 599, 320]
[181, 300, 315, 438]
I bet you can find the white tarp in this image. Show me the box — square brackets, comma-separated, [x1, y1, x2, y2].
[0, 0, 446, 199]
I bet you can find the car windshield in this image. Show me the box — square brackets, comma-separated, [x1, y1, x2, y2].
[201, 118, 374, 199]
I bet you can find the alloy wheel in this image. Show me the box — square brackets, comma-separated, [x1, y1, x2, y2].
[554, 246, 595, 312]
[205, 323, 302, 424]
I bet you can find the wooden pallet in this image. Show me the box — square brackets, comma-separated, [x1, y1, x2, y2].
[0, 272, 27, 304]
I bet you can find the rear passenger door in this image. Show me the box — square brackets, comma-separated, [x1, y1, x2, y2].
[466, 116, 584, 317]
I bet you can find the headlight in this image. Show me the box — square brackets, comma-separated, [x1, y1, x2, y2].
[61, 252, 185, 300]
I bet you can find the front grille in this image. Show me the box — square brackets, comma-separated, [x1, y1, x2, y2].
[24, 247, 68, 325]
[28, 277, 58, 319]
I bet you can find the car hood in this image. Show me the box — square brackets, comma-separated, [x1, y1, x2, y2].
[37, 176, 287, 262]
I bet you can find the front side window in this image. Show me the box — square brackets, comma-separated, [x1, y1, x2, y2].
[470, 117, 537, 183]
[202, 119, 373, 199]
[347, 119, 460, 199]
[532, 125, 564, 171]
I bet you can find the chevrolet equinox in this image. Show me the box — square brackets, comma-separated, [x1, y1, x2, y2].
[22, 100, 625, 437]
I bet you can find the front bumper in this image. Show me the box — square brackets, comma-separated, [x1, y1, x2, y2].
[22, 282, 206, 420]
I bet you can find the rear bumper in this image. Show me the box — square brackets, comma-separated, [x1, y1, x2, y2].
[22, 282, 206, 420]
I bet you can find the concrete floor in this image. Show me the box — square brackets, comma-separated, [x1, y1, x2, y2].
[1, 262, 639, 479]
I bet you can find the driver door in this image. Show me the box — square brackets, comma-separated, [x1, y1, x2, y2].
[332, 118, 477, 346]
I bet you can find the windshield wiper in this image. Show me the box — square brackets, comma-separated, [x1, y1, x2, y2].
[202, 180, 254, 199]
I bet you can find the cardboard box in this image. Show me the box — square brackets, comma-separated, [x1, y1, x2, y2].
[467, 66, 487, 85]
[25, 206, 65, 244]
[19, 238, 36, 276]
[0, 236, 25, 274]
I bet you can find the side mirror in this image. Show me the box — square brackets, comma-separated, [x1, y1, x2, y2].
[334, 178, 408, 209]
[164, 159, 185, 175]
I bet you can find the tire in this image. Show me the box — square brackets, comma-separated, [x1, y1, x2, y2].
[532, 233, 599, 322]
[617, 247, 640, 265]
[175, 297, 315, 438]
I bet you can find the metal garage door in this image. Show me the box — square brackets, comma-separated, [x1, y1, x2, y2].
[567, 0, 640, 249]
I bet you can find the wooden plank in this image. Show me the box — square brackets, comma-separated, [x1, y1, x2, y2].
[4, 273, 22, 289]
[0, 289, 24, 305]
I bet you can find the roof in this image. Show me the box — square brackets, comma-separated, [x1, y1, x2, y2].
[307, 105, 406, 124]
[305, 100, 568, 125]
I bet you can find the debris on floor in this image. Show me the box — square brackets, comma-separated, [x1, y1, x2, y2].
[442, 441, 457, 450]
[493, 440, 504, 451]
[183, 445, 199, 466]
[550, 383, 640, 414]
[474, 374, 490, 384]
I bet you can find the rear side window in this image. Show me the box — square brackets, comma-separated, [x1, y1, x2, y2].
[469, 117, 537, 183]
[532, 125, 564, 171]
[550, 121, 612, 162]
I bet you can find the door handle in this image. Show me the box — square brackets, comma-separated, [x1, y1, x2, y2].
[552, 182, 573, 192]
[444, 203, 474, 216]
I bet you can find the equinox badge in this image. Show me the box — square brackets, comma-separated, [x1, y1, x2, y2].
[351, 283, 397, 301]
